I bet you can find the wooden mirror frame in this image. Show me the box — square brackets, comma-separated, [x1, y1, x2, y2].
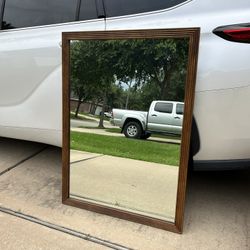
[62, 28, 200, 233]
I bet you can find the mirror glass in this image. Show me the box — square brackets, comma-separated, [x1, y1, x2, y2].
[68, 37, 189, 223]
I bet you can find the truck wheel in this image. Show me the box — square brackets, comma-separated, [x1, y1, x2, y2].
[124, 121, 142, 139]
[140, 132, 151, 139]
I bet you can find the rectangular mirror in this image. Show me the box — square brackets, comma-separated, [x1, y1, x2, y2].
[62, 29, 199, 233]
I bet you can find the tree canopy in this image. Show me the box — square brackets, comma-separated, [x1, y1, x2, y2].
[70, 38, 189, 115]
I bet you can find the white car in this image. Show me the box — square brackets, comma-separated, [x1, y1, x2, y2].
[0, 0, 250, 170]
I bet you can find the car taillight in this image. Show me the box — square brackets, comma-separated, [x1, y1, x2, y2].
[213, 23, 250, 43]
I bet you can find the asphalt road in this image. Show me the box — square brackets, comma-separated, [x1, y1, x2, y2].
[0, 137, 249, 250]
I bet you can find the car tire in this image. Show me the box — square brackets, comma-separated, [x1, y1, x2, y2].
[124, 121, 142, 139]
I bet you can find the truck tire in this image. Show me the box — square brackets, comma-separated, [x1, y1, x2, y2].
[124, 121, 142, 139]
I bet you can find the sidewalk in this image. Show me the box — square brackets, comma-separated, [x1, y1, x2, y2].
[70, 150, 178, 221]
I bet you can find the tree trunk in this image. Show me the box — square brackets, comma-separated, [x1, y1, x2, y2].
[75, 98, 82, 118]
[125, 90, 130, 109]
[98, 93, 107, 129]
[159, 68, 174, 100]
[125, 80, 132, 109]
[160, 80, 169, 100]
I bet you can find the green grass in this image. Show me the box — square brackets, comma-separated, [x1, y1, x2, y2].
[77, 126, 181, 140]
[71, 131, 180, 166]
[104, 127, 181, 140]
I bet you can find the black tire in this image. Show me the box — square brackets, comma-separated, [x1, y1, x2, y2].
[140, 132, 151, 139]
[124, 121, 142, 139]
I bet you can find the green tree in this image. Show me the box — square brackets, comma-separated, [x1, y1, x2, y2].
[70, 38, 188, 123]
[70, 41, 100, 118]
[70, 40, 116, 125]
[110, 38, 189, 101]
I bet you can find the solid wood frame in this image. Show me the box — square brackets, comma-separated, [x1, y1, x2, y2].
[62, 28, 200, 233]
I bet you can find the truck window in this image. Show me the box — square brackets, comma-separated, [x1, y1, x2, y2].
[79, 0, 98, 20]
[2, 0, 78, 30]
[0, 0, 2, 18]
[103, 0, 188, 18]
[154, 102, 173, 113]
[176, 103, 184, 115]
[0, 0, 4, 29]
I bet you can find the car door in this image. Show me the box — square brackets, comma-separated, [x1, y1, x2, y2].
[0, 0, 105, 145]
[172, 103, 184, 134]
[0, 0, 105, 107]
[147, 101, 175, 133]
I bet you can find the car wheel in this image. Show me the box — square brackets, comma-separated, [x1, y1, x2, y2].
[124, 121, 142, 139]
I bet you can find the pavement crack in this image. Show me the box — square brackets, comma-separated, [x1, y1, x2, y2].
[70, 154, 104, 165]
[0, 206, 133, 250]
[0, 146, 48, 177]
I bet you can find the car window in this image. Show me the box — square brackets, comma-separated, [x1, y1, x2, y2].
[104, 0, 187, 18]
[176, 103, 184, 115]
[79, 0, 98, 20]
[2, 0, 78, 30]
[154, 102, 173, 113]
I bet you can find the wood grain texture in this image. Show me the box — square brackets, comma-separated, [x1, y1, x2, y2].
[174, 29, 200, 233]
[62, 28, 200, 233]
[62, 37, 70, 202]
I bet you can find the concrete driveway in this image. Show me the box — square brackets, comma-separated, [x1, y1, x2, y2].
[0, 137, 249, 250]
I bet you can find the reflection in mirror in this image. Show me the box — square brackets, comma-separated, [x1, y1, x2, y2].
[69, 37, 188, 222]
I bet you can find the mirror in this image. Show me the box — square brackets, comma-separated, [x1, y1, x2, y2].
[62, 29, 199, 233]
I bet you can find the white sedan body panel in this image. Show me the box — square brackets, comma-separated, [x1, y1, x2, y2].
[0, 20, 105, 146]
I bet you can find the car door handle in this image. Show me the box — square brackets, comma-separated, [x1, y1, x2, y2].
[152, 114, 157, 117]
[174, 116, 180, 119]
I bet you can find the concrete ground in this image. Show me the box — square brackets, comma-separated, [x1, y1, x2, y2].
[0, 137, 249, 250]
[0, 212, 107, 250]
[70, 150, 178, 221]
[70, 117, 113, 129]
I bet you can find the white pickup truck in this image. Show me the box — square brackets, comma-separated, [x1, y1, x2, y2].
[112, 101, 184, 139]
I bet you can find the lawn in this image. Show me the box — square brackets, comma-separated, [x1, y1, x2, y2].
[78, 126, 181, 141]
[70, 131, 180, 166]
[105, 128, 181, 140]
